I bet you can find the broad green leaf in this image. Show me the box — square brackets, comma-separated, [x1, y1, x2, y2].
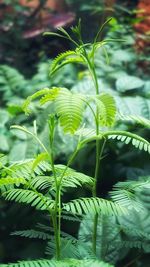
[116, 75, 144, 92]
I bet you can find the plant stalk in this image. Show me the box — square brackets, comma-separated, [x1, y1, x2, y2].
[53, 146, 79, 260]
[86, 57, 106, 255]
[49, 119, 61, 260]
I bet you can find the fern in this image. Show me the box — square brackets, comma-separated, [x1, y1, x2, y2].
[23, 88, 51, 114]
[31, 152, 49, 171]
[2, 21, 150, 265]
[11, 229, 51, 240]
[120, 240, 150, 250]
[75, 128, 96, 138]
[79, 214, 124, 264]
[118, 114, 150, 128]
[96, 93, 117, 127]
[0, 65, 27, 100]
[63, 197, 127, 216]
[55, 165, 94, 189]
[0, 177, 26, 187]
[23, 87, 63, 114]
[30, 176, 53, 191]
[55, 90, 86, 134]
[39, 87, 63, 105]
[51, 57, 84, 76]
[51, 50, 78, 70]
[50, 50, 84, 75]
[110, 187, 142, 212]
[1, 159, 51, 186]
[76, 128, 150, 154]
[114, 95, 150, 119]
[23, 88, 86, 134]
[0, 259, 114, 267]
[3, 189, 54, 211]
[104, 131, 150, 153]
[30, 164, 93, 192]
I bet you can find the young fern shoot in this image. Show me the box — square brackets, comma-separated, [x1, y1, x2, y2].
[22, 20, 150, 256]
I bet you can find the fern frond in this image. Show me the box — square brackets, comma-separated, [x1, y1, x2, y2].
[110, 188, 142, 212]
[61, 212, 82, 222]
[112, 179, 150, 192]
[0, 177, 26, 187]
[0, 259, 59, 267]
[55, 165, 94, 189]
[3, 189, 54, 211]
[64, 259, 114, 267]
[39, 87, 64, 105]
[120, 240, 150, 249]
[96, 93, 117, 127]
[2, 159, 51, 180]
[31, 165, 94, 192]
[50, 50, 84, 75]
[63, 197, 127, 216]
[0, 258, 115, 267]
[104, 131, 150, 153]
[46, 238, 81, 259]
[23, 87, 63, 114]
[0, 65, 26, 97]
[30, 176, 52, 191]
[51, 57, 84, 76]
[75, 128, 96, 139]
[22, 88, 50, 114]
[11, 229, 51, 240]
[51, 50, 77, 69]
[23, 88, 86, 134]
[118, 114, 150, 128]
[109, 180, 150, 212]
[76, 129, 150, 153]
[55, 91, 86, 134]
[32, 153, 49, 171]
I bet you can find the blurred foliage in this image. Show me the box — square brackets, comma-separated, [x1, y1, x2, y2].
[0, 0, 73, 76]
[0, 1, 150, 266]
[0, 62, 78, 161]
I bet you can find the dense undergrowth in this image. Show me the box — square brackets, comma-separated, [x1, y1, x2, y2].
[0, 2, 150, 267]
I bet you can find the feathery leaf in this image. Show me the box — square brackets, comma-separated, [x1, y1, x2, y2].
[63, 197, 127, 216]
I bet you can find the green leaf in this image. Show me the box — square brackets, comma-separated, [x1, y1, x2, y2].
[118, 114, 150, 128]
[0, 259, 114, 267]
[11, 229, 51, 240]
[0, 109, 9, 127]
[104, 130, 150, 153]
[50, 50, 84, 76]
[0, 134, 9, 152]
[32, 152, 49, 171]
[22, 88, 51, 114]
[63, 197, 127, 216]
[116, 75, 144, 92]
[96, 93, 117, 126]
[0, 177, 26, 187]
[3, 189, 54, 211]
[55, 91, 86, 134]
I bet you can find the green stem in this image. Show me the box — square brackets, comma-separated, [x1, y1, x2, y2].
[53, 188, 61, 260]
[92, 139, 106, 254]
[53, 146, 79, 260]
[59, 147, 79, 186]
[48, 119, 61, 260]
[83, 49, 106, 255]
[87, 58, 101, 255]
[51, 210, 60, 260]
